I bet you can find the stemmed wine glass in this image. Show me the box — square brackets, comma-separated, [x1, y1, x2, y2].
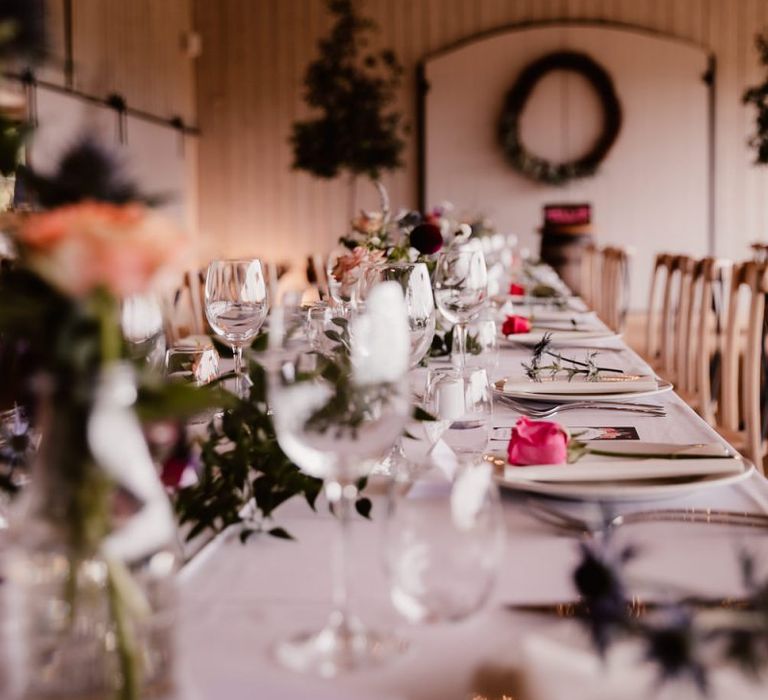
[364, 262, 436, 368]
[204, 259, 268, 398]
[433, 243, 488, 369]
[269, 281, 411, 676]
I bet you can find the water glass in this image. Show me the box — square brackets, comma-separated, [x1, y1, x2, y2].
[452, 316, 498, 371]
[424, 367, 492, 455]
[364, 262, 436, 368]
[433, 243, 488, 369]
[120, 292, 166, 367]
[386, 461, 504, 624]
[269, 281, 412, 676]
[304, 302, 349, 355]
[205, 258, 268, 397]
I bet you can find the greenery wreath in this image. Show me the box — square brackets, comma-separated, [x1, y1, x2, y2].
[498, 51, 622, 186]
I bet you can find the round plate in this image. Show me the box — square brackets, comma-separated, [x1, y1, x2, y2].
[494, 378, 674, 403]
[494, 462, 754, 502]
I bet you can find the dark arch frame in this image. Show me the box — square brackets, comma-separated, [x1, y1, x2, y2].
[416, 19, 716, 252]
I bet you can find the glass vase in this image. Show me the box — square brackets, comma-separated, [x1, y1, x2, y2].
[3, 363, 179, 700]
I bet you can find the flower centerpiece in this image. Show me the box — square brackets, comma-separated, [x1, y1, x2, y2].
[0, 139, 197, 700]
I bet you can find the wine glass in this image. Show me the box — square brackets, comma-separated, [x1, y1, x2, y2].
[364, 262, 436, 368]
[269, 281, 411, 676]
[386, 460, 504, 624]
[433, 243, 488, 369]
[204, 259, 268, 397]
[424, 366, 492, 455]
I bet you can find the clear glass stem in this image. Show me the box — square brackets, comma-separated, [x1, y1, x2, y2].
[454, 322, 467, 370]
[232, 344, 247, 399]
[326, 480, 354, 627]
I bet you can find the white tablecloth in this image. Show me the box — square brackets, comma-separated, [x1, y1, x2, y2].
[175, 332, 768, 700]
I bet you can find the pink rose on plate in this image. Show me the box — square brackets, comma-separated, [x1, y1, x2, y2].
[509, 283, 526, 296]
[507, 416, 569, 466]
[501, 314, 532, 335]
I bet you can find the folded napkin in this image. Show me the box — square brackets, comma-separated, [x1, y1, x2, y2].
[529, 309, 598, 323]
[498, 373, 658, 395]
[502, 329, 616, 345]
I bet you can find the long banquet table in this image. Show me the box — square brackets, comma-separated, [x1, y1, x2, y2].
[174, 317, 768, 700]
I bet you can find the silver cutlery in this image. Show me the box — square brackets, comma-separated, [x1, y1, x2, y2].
[525, 500, 768, 536]
[505, 596, 754, 617]
[495, 395, 666, 418]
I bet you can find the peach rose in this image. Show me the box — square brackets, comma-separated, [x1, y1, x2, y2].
[16, 201, 185, 298]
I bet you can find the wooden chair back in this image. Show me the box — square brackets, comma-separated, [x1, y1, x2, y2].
[720, 260, 766, 470]
[580, 244, 599, 309]
[645, 253, 672, 366]
[600, 246, 632, 332]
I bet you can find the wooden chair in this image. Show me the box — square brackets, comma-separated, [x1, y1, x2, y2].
[657, 255, 686, 382]
[672, 256, 697, 391]
[675, 257, 731, 425]
[750, 242, 768, 262]
[599, 246, 632, 333]
[718, 260, 767, 471]
[163, 267, 207, 343]
[306, 254, 329, 300]
[580, 243, 600, 309]
[645, 253, 673, 369]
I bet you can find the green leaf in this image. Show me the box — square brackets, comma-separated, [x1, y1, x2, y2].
[268, 526, 294, 540]
[355, 497, 372, 519]
[412, 406, 436, 422]
[324, 329, 343, 343]
[239, 528, 256, 544]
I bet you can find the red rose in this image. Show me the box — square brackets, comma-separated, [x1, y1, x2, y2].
[509, 283, 526, 296]
[507, 416, 569, 466]
[409, 223, 443, 255]
[501, 314, 532, 335]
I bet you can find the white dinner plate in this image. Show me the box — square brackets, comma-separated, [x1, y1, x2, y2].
[493, 378, 674, 402]
[490, 458, 754, 502]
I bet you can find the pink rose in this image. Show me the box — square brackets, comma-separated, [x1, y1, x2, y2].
[507, 416, 569, 466]
[501, 314, 532, 335]
[509, 283, 526, 296]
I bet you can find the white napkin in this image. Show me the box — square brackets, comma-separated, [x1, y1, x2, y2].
[502, 329, 616, 344]
[499, 373, 658, 395]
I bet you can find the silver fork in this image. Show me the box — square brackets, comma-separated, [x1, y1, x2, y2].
[526, 500, 768, 536]
[496, 395, 666, 418]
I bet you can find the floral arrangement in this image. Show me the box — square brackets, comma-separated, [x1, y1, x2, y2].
[330, 202, 490, 295]
[0, 139, 218, 700]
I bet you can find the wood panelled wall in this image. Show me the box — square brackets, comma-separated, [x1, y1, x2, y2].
[41, 1, 768, 289]
[44, 0, 196, 122]
[193, 0, 768, 287]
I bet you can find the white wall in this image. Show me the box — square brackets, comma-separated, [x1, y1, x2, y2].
[424, 24, 710, 309]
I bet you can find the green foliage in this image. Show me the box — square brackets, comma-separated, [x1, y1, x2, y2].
[0, 112, 29, 176]
[174, 358, 325, 543]
[744, 34, 768, 164]
[290, 0, 405, 180]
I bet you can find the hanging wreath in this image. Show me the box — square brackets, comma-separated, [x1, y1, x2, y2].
[497, 51, 622, 186]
